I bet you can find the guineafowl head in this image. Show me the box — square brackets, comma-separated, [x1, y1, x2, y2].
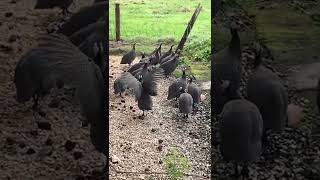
[141, 51, 145, 59]
[14, 65, 35, 103]
[253, 42, 263, 68]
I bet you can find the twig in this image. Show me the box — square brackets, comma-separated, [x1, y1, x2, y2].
[109, 164, 210, 179]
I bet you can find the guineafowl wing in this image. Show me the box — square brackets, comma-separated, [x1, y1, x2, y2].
[127, 62, 144, 74]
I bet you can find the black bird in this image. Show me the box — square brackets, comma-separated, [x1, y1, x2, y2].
[213, 23, 241, 114]
[121, 43, 137, 66]
[167, 68, 188, 100]
[69, 21, 106, 47]
[58, 1, 107, 36]
[34, 0, 73, 15]
[247, 43, 288, 140]
[113, 72, 142, 99]
[160, 45, 174, 60]
[220, 99, 263, 179]
[14, 34, 106, 156]
[149, 43, 162, 57]
[178, 88, 193, 118]
[187, 77, 201, 108]
[149, 48, 161, 65]
[159, 52, 180, 77]
[160, 52, 175, 64]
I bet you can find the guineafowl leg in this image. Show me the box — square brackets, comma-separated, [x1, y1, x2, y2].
[232, 162, 239, 177]
[32, 94, 39, 111]
[142, 111, 145, 116]
[241, 163, 249, 180]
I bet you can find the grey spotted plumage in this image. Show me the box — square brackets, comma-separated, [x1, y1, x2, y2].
[167, 69, 187, 100]
[121, 43, 136, 66]
[14, 34, 106, 155]
[113, 72, 142, 100]
[187, 77, 201, 107]
[220, 99, 263, 179]
[159, 53, 180, 77]
[178, 89, 193, 118]
[247, 45, 288, 133]
[213, 25, 241, 114]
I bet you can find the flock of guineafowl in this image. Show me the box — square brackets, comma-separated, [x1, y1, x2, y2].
[114, 43, 201, 118]
[212, 22, 304, 179]
[13, 0, 107, 171]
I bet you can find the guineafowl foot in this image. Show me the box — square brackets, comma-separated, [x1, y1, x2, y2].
[232, 162, 239, 177]
[241, 164, 249, 180]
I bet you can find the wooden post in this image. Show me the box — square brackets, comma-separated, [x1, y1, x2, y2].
[115, 3, 120, 41]
[176, 4, 202, 53]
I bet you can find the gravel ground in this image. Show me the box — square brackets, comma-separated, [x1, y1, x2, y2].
[0, 0, 105, 179]
[108, 56, 211, 179]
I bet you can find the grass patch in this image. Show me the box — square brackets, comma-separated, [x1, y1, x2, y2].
[163, 148, 191, 180]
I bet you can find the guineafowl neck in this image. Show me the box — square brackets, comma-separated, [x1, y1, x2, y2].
[254, 53, 262, 68]
[229, 33, 241, 57]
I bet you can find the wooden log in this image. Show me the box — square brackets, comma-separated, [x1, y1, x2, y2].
[115, 3, 120, 41]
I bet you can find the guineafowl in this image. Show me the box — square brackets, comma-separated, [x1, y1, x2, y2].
[75, 25, 107, 73]
[34, 0, 73, 15]
[127, 62, 145, 75]
[160, 52, 175, 64]
[121, 43, 136, 66]
[167, 69, 187, 100]
[149, 48, 161, 65]
[160, 45, 174, 60]
[220, 99, 263, 179]
[160, 52, 180, 77]
[14, 34, 106, 156]
[178, 88, 193, 118]
[187, 77, 201, 108]
[113, 72, 142, 100]
[247, 43, 288, 138]
[317, 79, 320, 113]
[149, 43, 162, 57]
[69, 21, 106, 47]
[57, 1, 107, 36]
[213, 23, 241, 114]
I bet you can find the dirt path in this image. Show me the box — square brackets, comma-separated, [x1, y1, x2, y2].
[108, 56, 211, 179]
[0, 0, 105, 179]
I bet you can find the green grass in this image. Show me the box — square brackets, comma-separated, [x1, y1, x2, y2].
[163, 148, 191, 180]
[109, 0, 211, 80]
